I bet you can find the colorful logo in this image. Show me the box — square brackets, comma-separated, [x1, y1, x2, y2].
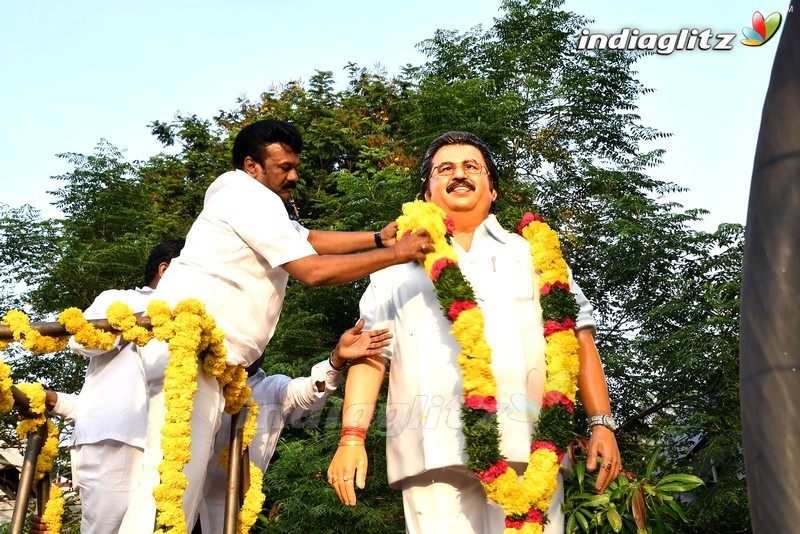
[741, 11, 782, 46]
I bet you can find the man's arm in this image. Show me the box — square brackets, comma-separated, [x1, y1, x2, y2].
[16, 388, 78, 423]
[282, 229, 432, 287]
[307, 222, 398, 255]
[280, 362, 337, 419]
[284, 320, 393, 417]
[327, 355, 387, 506]
[576, 328, 621, 494]
[49, 390, 78, 423]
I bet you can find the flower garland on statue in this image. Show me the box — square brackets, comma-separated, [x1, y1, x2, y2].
[396, 201, 581, 534]
[1, 301, 252, 533]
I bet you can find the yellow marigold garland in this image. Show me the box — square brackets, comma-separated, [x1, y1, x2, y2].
[242, 398, 259, 448]
[58, 307, 117, 351]
[0, 309, 79, 531]
[2, 310, 68, 353]
[12, 383, 59, 485]
[218, 395, 259, 465]
[2, 298, 255, 532]
[144, 298, 252, 532]
[238, 461, 265, 534]
[42, 484, 65, 532]
[37, 421, 60, 483]
[107, 301, 155, 346]
[14, 382, 47, 438]
[150, 300, 203, 533]
[396, 201, 582, 533]
[0, 358, 12, 412]
[222, 370, 251, 415]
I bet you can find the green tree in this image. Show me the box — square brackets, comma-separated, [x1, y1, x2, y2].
[21, 140, 157, 313]
[404, 0, 747, 529]
[0, 0, 747, 530]
[0, 140, 160, 394]
[144, 114, 230, 238]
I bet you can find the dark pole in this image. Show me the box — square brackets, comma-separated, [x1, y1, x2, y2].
[223, 407, 246, 534]
[9, 424, 48, 534]
[36, 474, 50, 516]
[740, 3, 800, 531]
[240, 448, 251, 502]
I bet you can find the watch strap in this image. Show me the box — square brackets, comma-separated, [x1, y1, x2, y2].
[588, 414, 617, 432]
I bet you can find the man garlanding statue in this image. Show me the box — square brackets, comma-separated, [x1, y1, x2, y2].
[119, 119, 433, 532]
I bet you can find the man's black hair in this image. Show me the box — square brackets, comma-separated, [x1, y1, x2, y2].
[144, 237, 185, 286]
[231, 119, 304, 169]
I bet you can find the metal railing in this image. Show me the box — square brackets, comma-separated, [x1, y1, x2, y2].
[2, 318, 251, 534]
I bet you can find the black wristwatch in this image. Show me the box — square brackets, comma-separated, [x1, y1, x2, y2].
[588, 414, 618, 433]
[374, 230, 385, 248]
[328, 350, 348, 371]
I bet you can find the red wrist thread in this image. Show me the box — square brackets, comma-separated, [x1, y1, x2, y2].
[340, 426, 367, 440]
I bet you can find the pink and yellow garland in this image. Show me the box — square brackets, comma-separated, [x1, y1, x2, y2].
[397, 201, 581, 533]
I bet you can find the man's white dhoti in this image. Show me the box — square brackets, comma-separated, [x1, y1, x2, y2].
[400, 466, 565, 534]
[70, 442, 143, 534]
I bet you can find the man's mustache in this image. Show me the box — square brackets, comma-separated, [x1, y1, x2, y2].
[283, 182, 297, 191]
[446, 179, 476, 193]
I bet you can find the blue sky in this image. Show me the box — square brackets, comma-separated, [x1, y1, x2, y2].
[0, 1, 788, 230]
[569, 1, 786, 231]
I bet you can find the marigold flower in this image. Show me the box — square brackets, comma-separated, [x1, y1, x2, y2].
[41, 485, 65, 533]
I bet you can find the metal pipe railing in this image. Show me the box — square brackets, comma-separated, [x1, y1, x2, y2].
[0, 316, 152, 340]
[9, 424, 48, 534]
[36, 473, 50, 517]
[4, 316, 253, 532]
[223, 407, 247, 534]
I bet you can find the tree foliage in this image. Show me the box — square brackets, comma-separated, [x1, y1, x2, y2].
[0, 0, 747, 531]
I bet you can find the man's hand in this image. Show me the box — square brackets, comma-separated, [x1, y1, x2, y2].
[30, 514, 50, 533]
[378, 221, 399, 247]
[328, 443, 369, 506]
[585, 425, 622, 493]
[390, 229, 434, 263]
[332, 319, 392, 366]
[11, 386, 56, 418]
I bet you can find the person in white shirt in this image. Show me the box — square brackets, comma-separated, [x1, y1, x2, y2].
[328, 132, 621, 533]
[120, 119, 434, 532]
[46, 237, 185, 534]
[196, 319, 391, 533]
